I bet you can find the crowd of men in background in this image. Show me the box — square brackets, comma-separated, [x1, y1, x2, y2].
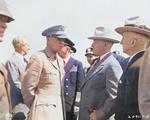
[1, 0, 150, 120]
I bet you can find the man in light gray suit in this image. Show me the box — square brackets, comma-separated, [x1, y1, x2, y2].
[5, 36, 30, 120]
[78, 27, 123, 120]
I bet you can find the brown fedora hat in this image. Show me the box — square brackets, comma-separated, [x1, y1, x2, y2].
[115, 16, 150, 38]
[115, 26, 150, 38]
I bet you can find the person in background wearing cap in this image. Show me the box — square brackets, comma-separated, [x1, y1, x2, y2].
[0, 0, 14, 119]
[85, 47, 98, 75]
[21, 25, 67, 120]
[58, 38, 84, 120]
[115, 16, 150, 120]
[5, 36, 30, 120]
[78, 27, 123, 120]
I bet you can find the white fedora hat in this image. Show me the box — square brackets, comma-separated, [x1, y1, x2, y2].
[88, 27, 120, 43]
[115, 16, 150, 38]
[0, 0, 14, 22]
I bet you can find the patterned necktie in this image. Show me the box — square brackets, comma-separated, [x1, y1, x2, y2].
[88, 57, 100, 73]
[92, 57, 100, 66]
[23, 58, 28, 65]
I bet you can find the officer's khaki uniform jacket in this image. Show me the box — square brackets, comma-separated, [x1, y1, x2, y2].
[21, 47, 65, 120]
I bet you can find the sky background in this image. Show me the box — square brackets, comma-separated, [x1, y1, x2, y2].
[1, 0, 150, 67]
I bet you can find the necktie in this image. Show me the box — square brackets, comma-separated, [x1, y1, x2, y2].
[63, 60, 66, 65]
[92, 57, 100, 66]
[88, 57, 100, 73]
[23, 58, 28, 65]
[54, 55, 57, 60]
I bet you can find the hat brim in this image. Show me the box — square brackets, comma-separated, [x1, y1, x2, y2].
[70, 46, 76, 53]
[88, 37, 120, 43]
[85, 53, 95, 56]
[0, 13, 14, 22]
[65, 38, 75, 46]
[115, 26, 150, 38]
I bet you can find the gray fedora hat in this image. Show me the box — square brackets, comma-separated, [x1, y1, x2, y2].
[88, 27, 120, 43]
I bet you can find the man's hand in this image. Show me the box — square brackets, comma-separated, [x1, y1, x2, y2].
[90, 110, 98, 120]
[74, 106, 79, 116]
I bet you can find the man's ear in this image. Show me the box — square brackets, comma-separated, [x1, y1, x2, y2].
[67, 46, 71, 53]
[104, 41, 108, 48]
[131, 39, 137, 47]
[47, 37, 51, 43]
[20, 43, 24, 50]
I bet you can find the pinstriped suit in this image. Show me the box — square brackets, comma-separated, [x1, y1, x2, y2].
[79, 53, 123, 120]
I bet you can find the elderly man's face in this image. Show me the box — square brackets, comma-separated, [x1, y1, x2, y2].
[91, 40, 105, 56]
[22, 40, 30, 56]
[121, 32, 132, 55]
[0, 15, 8, 42]
[47, 37, 65, 54]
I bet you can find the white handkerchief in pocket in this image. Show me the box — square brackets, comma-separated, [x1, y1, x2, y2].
[70, 65, 77, 72]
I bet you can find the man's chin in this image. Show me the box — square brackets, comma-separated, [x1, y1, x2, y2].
[0, 37, 3, 42]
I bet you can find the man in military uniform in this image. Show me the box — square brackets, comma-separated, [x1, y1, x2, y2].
[58, 38, 84, 120]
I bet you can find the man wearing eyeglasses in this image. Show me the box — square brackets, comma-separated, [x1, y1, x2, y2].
[58, 38, 84, 120]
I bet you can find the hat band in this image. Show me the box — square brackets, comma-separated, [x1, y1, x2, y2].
[47, 34, 59, 38]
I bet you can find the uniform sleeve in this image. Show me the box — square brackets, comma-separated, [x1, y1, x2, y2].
[76, 62, 84, 92]
[74, 62, 84, 107]
[96, 64, 123, 119]
[21, 54, 43, 109]
[138, 48, 150, 119]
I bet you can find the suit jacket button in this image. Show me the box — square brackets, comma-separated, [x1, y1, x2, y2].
[66, 79, 68, 81]
[66, 85, 68, 88]
[66, 93, 68, 95]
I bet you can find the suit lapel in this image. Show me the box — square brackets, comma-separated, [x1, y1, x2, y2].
[13, 53, 26, 71]
[82, 62, 104, 87]
[64, 57, 75, 73]
[82, 54, 112, 89]
[127, 51, 145, 70]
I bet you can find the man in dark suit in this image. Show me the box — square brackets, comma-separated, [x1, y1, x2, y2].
[115, 16, 150, 120]
[79, 26, 123, 120]
[5, 36, 30, 120]
[0, 0, 14, 119]
[58, 38, 84, 120]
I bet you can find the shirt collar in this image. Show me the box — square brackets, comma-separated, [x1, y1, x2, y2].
[100, 52, 110, 60]
[128, 50, 145, 63]
[44, 47, 57, 60]
[64, 55, 70, 64]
